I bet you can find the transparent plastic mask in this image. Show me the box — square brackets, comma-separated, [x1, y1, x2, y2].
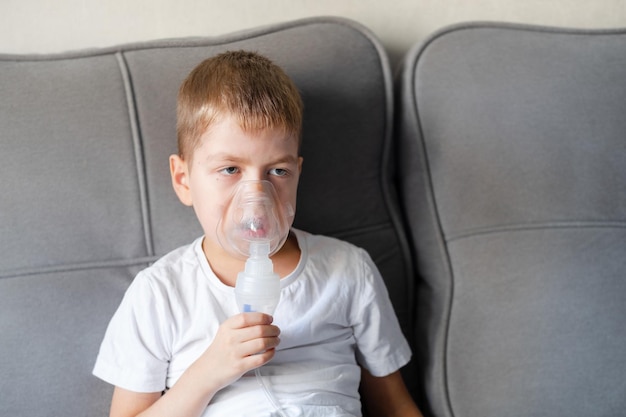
[216, 180, 294, 259]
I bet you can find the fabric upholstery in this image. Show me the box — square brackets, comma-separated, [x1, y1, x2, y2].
[397, 23, 626, 417]
[0, 17, 414, 416]
[5, 16, 624, 417]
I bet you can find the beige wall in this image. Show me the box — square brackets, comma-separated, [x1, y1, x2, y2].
[2, 0, 625, 65]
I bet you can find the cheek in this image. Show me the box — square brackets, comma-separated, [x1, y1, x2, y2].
[192, 201, 222, 236]
[278, 182, 299, 216]
[189, 183, 231, 229]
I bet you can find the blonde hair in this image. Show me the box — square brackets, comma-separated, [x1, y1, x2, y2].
[176, 50, 303, 161]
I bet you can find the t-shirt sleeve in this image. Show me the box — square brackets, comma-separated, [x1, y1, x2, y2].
[92, 272, 171, 393]
[351, 249, 412, 377]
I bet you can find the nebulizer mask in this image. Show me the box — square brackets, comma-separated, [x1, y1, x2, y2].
[217, 179, 293, 314]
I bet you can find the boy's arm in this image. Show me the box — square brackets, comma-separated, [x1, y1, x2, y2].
[109, 362, 216, 417]
[108, 313, 280, 417]
[109, 360, 217, 417]
[360, 368, 423, 417]
[110, 388, 161, 417]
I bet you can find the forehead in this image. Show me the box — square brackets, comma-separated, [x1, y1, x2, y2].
[195, 116, 299, 161]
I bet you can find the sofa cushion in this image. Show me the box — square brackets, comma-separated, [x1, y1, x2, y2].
[397, 22, 626, 417]
[0, 55, 149, 274]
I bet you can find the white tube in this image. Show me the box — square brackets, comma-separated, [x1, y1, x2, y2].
[255, 367, 288, 417]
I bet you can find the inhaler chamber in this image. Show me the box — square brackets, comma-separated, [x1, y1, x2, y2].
[217, 180, 293, 259]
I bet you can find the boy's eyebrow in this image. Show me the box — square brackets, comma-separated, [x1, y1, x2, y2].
[203, 153, 243, 163]
[270, 155, 300, 165]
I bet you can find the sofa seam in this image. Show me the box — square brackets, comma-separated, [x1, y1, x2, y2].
[370, 13, 419, 350]
[115, 52, 155, 258]
[413, 21, 626, 57]
[445, 221, 626, 243]
[405, 34, 457, 417]
[329, 221, 401, 240]
[0, 256, 160, 280]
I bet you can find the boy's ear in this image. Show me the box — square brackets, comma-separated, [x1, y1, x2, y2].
[169, 154, 193, 206]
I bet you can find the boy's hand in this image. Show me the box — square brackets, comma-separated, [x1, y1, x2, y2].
[191, 312, 281, 394]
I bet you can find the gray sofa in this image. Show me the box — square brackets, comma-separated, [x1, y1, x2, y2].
[1, 16, 625, 417]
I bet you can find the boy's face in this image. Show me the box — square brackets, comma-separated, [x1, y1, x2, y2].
[170, 114, 302, 260]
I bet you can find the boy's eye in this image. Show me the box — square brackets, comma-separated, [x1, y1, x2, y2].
[269, 168, 288, 177]
[220, 167, 239, 175]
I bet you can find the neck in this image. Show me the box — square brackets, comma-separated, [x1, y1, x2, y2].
[202, 238, 244, 287]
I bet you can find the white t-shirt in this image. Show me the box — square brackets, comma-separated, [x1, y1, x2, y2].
[93, 229, 411, 417]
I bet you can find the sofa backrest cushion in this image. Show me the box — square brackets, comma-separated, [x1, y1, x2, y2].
[0, 17, 413, 416]
[397, 22, 626, 417]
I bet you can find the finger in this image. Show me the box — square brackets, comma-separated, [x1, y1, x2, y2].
[241, 347, 277, 370]
[228, 312, 274, 329]
[235, 331, 281, 357]
[237, 324, 280, 345]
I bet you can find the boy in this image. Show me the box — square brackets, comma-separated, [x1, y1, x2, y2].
[93, 50, 421, 417]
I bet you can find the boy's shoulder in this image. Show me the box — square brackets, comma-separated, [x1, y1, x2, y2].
[294, 228, 369, 261]
[137, 237, 203, 285]
[151, 238, 200, 265]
